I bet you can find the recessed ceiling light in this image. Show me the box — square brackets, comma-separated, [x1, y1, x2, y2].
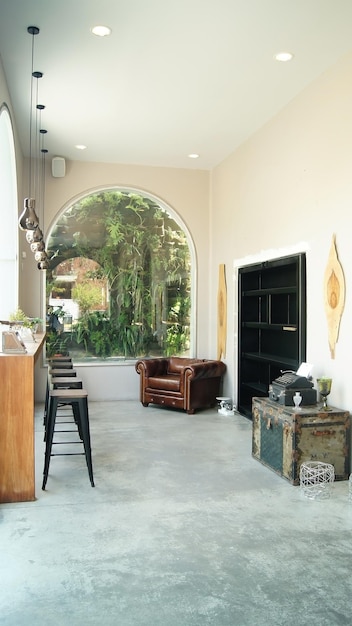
[75, 144, 87, 150]
[188, 153, 200, 159]
[91, 25, 112, 37]
[274, 51, 294, 62]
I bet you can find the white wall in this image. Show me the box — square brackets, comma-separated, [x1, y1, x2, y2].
[210, 51, 352, 413]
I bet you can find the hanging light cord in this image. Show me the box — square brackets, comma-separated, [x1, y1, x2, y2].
[28, 30, 35, 198]
[27, 25, 40, 198]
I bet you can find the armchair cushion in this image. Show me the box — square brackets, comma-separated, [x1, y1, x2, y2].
[148, 375, 180, 392]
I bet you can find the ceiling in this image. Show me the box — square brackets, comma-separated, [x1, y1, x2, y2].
[1, 0, 352, 170]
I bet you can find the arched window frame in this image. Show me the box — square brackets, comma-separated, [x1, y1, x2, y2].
[0, 104, 18, 319]
[43, 185, 197, 361]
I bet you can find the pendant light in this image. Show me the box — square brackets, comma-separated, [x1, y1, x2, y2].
[19, 197, 39, 230]
[30, 239, 45, 253]
[18, 26, 40, 231]
[26, 225, 43, 244]
[34, 250, 48, 263]
[37, 260, 50, 270]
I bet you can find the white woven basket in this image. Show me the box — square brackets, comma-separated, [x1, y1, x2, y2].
[300, 461, 335, 500]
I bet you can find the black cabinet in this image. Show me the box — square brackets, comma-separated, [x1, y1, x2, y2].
[238, 254, 306, 418]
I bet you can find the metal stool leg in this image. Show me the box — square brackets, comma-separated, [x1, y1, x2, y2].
[77, 397, 94, 487]
[42, 395, 58, 490]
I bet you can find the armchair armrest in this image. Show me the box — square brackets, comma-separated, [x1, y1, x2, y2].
[135, 358, 169, 378]
[183, 360, 226, 381]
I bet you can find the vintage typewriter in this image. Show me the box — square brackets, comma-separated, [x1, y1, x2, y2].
[268, 371, 317, 406]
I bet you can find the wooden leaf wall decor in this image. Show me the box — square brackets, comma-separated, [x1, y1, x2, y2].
[217, 264, 227, 360]
[324, 234, 345, 359]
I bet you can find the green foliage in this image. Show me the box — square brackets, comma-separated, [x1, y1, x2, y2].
[45, 331, 69, 357]
[165, 296, 190, 356]
[165, 324, 189, 356]
[9, 308, 30, 326]
[73, 311, 113, 358]
[71, 282, 102, 315]
[73, 311, 153, 358]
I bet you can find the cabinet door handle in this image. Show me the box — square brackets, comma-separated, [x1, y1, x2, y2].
[266, 418, 272, 430]
[312, 429, 334, 436]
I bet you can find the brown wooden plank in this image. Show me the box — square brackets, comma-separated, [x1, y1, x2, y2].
[324, 235, 345, 359]
[217, 264, 227, 360]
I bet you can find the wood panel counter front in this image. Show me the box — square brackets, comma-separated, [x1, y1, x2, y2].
[0, 333, 45, 503]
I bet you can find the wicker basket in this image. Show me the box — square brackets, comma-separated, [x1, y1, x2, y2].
[300, 461, 335, 500]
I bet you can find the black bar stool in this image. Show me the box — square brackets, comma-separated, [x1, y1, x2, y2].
[49, 368, 77, 376]
[44, 375, 83, 438]
[44, 368, 78, 425]
[48, 356, 72, 364]
[52, 377, 83, 389]
[42, 388, 94, 490]
[48, 361, 73, 369]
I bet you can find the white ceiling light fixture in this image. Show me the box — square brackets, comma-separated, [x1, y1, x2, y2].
[91, 25, 111, 37]
[188, 153, 200, 159]
[274, 51, 294, 62]
[75, 144, 87, 150]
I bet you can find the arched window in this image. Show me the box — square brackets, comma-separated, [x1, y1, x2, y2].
[0, 105, 18, 319]
[45, 189, 194, 361]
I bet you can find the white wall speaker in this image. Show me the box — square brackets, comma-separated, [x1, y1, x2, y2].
[52, 156, 66, 178]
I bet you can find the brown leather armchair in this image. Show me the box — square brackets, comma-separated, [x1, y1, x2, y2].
[135, 357, 226, 414]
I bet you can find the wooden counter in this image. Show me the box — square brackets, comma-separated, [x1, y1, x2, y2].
[0, 333, 45, 502]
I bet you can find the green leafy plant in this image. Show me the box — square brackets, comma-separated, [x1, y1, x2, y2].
[73, 311, 112, 357]
[71, 282, 102, 315]
[9, 308, 30, 326]
[45, 330, 69, 357]
[165, 296, 190, 356]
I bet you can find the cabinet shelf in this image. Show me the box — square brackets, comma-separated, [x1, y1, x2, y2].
[243, 322, 297, 331]
[241, 381, 268, 394]
[242, 286, 297, 297]
[242, 351, 298, 369]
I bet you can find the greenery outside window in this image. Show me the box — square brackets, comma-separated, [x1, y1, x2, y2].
[45, 190, 193, 361]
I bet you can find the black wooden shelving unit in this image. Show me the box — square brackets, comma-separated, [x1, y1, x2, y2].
[237, 253, 306, 418]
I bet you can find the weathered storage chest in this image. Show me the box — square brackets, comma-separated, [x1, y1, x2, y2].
[252, 397, 350, 485]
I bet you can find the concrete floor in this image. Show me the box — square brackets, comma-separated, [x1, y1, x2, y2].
[1, 401, 352, 626]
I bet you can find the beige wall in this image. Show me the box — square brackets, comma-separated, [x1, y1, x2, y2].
[211, 50, 352, 412]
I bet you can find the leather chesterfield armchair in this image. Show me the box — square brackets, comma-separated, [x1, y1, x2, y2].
[135, 357, 226, 414]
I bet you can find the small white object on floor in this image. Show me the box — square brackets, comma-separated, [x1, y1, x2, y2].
[216, 396, 234, 416]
